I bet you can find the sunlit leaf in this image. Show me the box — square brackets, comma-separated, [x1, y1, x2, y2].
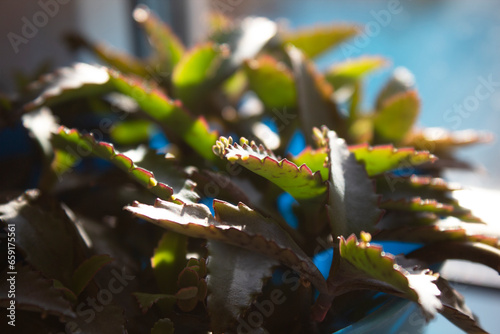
[133, 5, 185, 73]
[325, 56, 388, 91]
[375, 67, 416, 110]
[126, 199, 327, 294]
[244, 55, 296, 109]
[152, 232, 187, 294]
[110, 120, 153, 145]
[282, 24, 359, 58]
[324, 129, 383, 238]
[213, 136, 326, 199]
[373, 90, 420, 144]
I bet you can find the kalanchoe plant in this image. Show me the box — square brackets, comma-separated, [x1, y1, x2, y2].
[1, 5, 498, 334]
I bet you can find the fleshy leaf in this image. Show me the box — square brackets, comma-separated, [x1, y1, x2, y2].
[408, 241, 500, 275]
[434, 278, 488, 334]
[314, 235, 442, 322]
[287, 46, 347, 143]
[207, 241, 278, 333]
[25, 63, 218, 161]
[52, 127, 175, 201]
[71, 254, 113, 297]
[125, 199, 327, 294]
[349, 144, 437, 176]
[0, 190, 87, 286]
[213, 137, 326, 200]
[152, 232, 187, 294]
[0, 265, 76, 319]
[379, 197, 482, 222]
[244, 55, 296, 109]
[373, 90, 420, 144]
[151, 318, 175, 334]
[133, 5, 184, 73]
[65, 33, 150, 77]
[375, 67, 416, 109]
[290, 147, 329, 181]
[324, 129, 383, 238]
[404, 128, 494, 153]
[282, 24, 359, 58]
[325, 56, 388, 91]
[110, 120, 152, 145]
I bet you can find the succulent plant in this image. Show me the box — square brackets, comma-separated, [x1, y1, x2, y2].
[1, 5, 498, 334]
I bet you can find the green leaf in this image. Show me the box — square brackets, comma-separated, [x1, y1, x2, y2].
[65, 33, 150, 77]
[71, 254, 113, 297]
[324, 129, 383, 238]
[325, 56, 388, 91]
[52, 127, 175, 201]
[287, 46, 347, 143]
[133, 292, 176, 313]
[133, 5, 184, 73]
[375, 67, 416, 110]
[244, 55, 296, 109]
[110, 120, 153, 145]
[125, 199, 327, 294]
[0, 265, 76, 319]
[282, 24, 359, 58]
[373, 90, 420, 144]
[172, 43, 224, 106]
[151, 318, 174, 334]
[333, 235, 441, 320]
[349, 144, 436, 176]
[151, 232, 187, 294]
[213, 137, 326, 200]
[0, 190, 87, 286]
[290, 147, 329, 181]
[25, 63, 218, 161]
[207, 241, 278, 332]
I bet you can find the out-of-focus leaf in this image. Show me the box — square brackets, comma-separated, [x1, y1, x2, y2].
[213, 136, 326, 200]
[133, 292, 176, 313]
[52, 127, 175, 201]
[0, 190, 87, 286]
[379, 197, 482, 222]
[373, 90, 420, 144]
[0, 265, 75, 319]
[222, 70, 247, 102]
[282, 24, 359, 59]
[133, 5, 184, 73]
[408, 242, 500, 275]
[172, 43, 225, 106]
[125, 199, 328, 294]
[324, 129, 383, 238]
[376, 216, 498, 248]
[110, 120, 153, 145]
[25, 63, 218, 161]
[404, 128, 494, 154]
[325, 56, 388, 91]
[174, 17, 277, 106]
[65, 33, 150, 77]
[375, 67, 416, 109]
[152, 232, 187, 294]
[71, 303, 126, 334]
[207, 241, 278, 332]
[151, 318, 175, 334]
[287, 46, 347, 143]
[434, 278, 488, 334]
[349, 143, 436, 176]
[244, 55, 296, 109]
[22, 107, 58, 158]
[71, 254, 113, 297]
[313, 234, 442, 322]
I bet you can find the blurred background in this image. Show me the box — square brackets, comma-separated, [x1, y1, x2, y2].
[1, 0, 499, 332]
